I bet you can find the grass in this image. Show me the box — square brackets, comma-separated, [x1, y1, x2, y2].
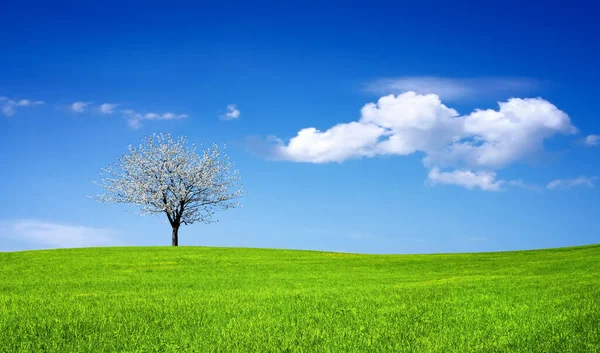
[1, 244, 599, 352]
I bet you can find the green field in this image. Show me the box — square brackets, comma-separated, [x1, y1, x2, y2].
[1, 245, 599, 352]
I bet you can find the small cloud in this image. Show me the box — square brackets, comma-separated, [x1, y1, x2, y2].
[0, 219, 122, 250]
[427, 168, 504, 191]
[127, 118, 142, 130]
[15, 99, 42, 106]
[100, 103, 119, 114]
[1, 97, 44, 117]
[220, 104, 241, 120]
[144, 112, 161, 120]
[121, 109, 188, 129]
[547, 176, 597, 190]
[364, 76, 540, 101]
[71, 101, 92, 113]
[585, 134, 599, 147]
[506, 179, 543, 192]
[426, 172, 541, 192]
[144, 112, 187, 120]
[2, 103, 15, 116]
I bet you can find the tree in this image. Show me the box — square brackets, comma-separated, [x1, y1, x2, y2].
[93, 133, 245, 246]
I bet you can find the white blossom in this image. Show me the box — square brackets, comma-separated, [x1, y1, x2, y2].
[92, 134, 246, 244]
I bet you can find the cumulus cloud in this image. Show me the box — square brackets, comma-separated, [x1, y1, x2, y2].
[273, 92, 575, 166]
[71, 101, 91, 113]
[424, 97, 576, 169]
[365, 76, 540, 101]
[0, 220, 122, 250]
[220, 104, 241, 120]
[100, 103, 119, 114]
[1, 97, 44, 117]
[585, 134, 599, 146]
[277, 122, 385, 163]
[259, 92, 576, 191]
[547, 176, 597, 190]
[121, 109, 188, 129]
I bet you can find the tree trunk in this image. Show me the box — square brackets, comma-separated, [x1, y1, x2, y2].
[172, 226, 179, 246]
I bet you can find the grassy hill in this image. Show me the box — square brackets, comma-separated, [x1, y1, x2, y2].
[1, 245, 599, 352]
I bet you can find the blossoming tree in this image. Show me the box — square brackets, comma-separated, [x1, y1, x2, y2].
[93, 133, 245, 246]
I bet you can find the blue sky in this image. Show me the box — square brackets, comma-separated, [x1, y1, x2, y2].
[1, 0, 599, 253]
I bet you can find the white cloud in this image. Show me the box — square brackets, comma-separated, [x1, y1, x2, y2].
[424, 97, 576, 169]
[425, 168, 541, 192]
[127, 118, 142, 130]
[273, 92, 575, 166]
[1, 97, 44, 117]
[71, 101, 92, 113]
[427, 168, 504, 191]
[121, 109, 188, 129]
[17, 99, 42, 106]
[2, 103, 15, 117]
[365, 77, 539, 101]
[221, 104, 241, 120]
[547, 176, 597, 190]
[278, 123, 385, 163]
[506, 179, 543, 191]
[0, 220, 122, 250]
[585, 134, 599, 146]
[141, 112, 187, 120]
[262, 92, 576, 191]
[100, 103, 119, 114]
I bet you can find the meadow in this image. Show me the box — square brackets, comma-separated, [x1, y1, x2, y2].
[1, 244, 599, 352]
